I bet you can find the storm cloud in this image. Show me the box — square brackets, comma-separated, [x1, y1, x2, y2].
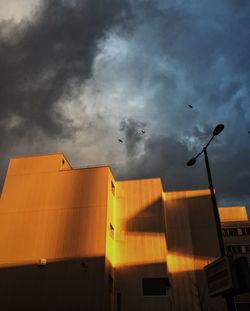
[0, 0, 130, 179]
[0, 0, 249, 210]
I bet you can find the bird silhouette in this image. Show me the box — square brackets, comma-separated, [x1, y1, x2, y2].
[118, 139, 123, 143]
[141, 130, 145, 134]
[188, 104, 193, 108]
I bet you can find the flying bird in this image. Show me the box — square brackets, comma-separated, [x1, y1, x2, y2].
[118, 139, 123, 143]
[141, 130, 145, 134]
[188, 104, 193, 108]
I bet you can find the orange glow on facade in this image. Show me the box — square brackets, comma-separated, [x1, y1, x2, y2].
[0, 153, 248, 311]
[0, 154, 109, 266]
[163, 189, 211, 200]
[167, 251, 216, 273]
[113, 232, 167, 267]
[219, 206, 248, 222]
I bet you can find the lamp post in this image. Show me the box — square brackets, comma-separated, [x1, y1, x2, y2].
[187, 124, 225, 256]
[187, 124, 236, 311]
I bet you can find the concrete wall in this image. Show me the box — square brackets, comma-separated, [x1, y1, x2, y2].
[164, 189, 226, 311]
[113, 178, 170, 311]
[0, 154, 110, 311]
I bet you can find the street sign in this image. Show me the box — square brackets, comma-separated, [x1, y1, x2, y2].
[204, 256, 236, 297]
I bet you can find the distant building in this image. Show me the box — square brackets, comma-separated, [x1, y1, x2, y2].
[220, 207, 250, 310]
[0, 153, 249, 311]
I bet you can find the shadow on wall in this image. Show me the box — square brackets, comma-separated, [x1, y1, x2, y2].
[169, 268, 226, 311]
[166, 192, 221, 259]
[125, 193, 221, 258]
[125, 198, 165, 233]
[0, 257, 107, 311]
[0, 257, 228, 310]
[121, 192, 226, 310]
[114, 260, 225, 311]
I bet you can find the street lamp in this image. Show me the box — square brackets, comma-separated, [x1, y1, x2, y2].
[186, 124, 225, 256]
[187, 124, 237, 311]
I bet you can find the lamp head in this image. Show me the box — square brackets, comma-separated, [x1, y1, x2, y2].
[213, 124, 224, 136]
[187, 158, 196, 166]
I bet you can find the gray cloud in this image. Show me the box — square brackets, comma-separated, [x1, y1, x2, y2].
[0, 0, 130, 134]
[0, 0, 130, 183]
[112, 0, 250, 209]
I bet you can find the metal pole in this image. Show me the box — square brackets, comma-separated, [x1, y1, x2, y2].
[203, 147, 225, 256]
[203, 148, 236, 311]
[225, 295, 236, 311]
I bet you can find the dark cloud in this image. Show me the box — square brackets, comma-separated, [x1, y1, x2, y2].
[0, 0, 130, 136]
[0, 0, 130, 184]
[117, 130, 250, 211]
[111, 0, 250, 210]
[117, 134, 206, 189]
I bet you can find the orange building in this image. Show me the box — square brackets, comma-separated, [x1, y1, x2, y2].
[0, 153, 248, 310]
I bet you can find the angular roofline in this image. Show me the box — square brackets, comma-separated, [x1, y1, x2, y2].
[10, 153, 73, 169]
[164, 188, 210, 194]
[117, 177, 162, 183]
[72, 164, 110, 170]
[11, 152, 66, 159]
[9, 153, 114, 173]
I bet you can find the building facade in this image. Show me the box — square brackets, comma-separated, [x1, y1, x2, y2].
[0, 153, 248, 310]
[219, 208, 250, 310]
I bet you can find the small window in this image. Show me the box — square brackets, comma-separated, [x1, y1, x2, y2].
[110, 223, 114, 240]
[226, 245, 243, 254]
[228, 228, 238, 236]
[62, 159, 65, 165]
[111, 181, 115, 195]
[232, 228, 238, 236]
[246, 245, 250, 252]
[142, 278, 170, 296]
[238, 228, 243, 236]
[242, 228, 247, 235]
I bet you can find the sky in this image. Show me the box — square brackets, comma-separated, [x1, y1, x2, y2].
[0, 0, 249, 211]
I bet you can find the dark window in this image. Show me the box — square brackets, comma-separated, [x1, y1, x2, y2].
[110, 223, 114, 240]
[223, 227, 246, 237]
[62, 159, 65, 165]
[231, 228, 238, 236]
[246, 245, 250, 252]
[242, 227, 250, 235]
[226, 244, 246, 255]
[111, 181, 115, 195]
[142, 278, 170, 296]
